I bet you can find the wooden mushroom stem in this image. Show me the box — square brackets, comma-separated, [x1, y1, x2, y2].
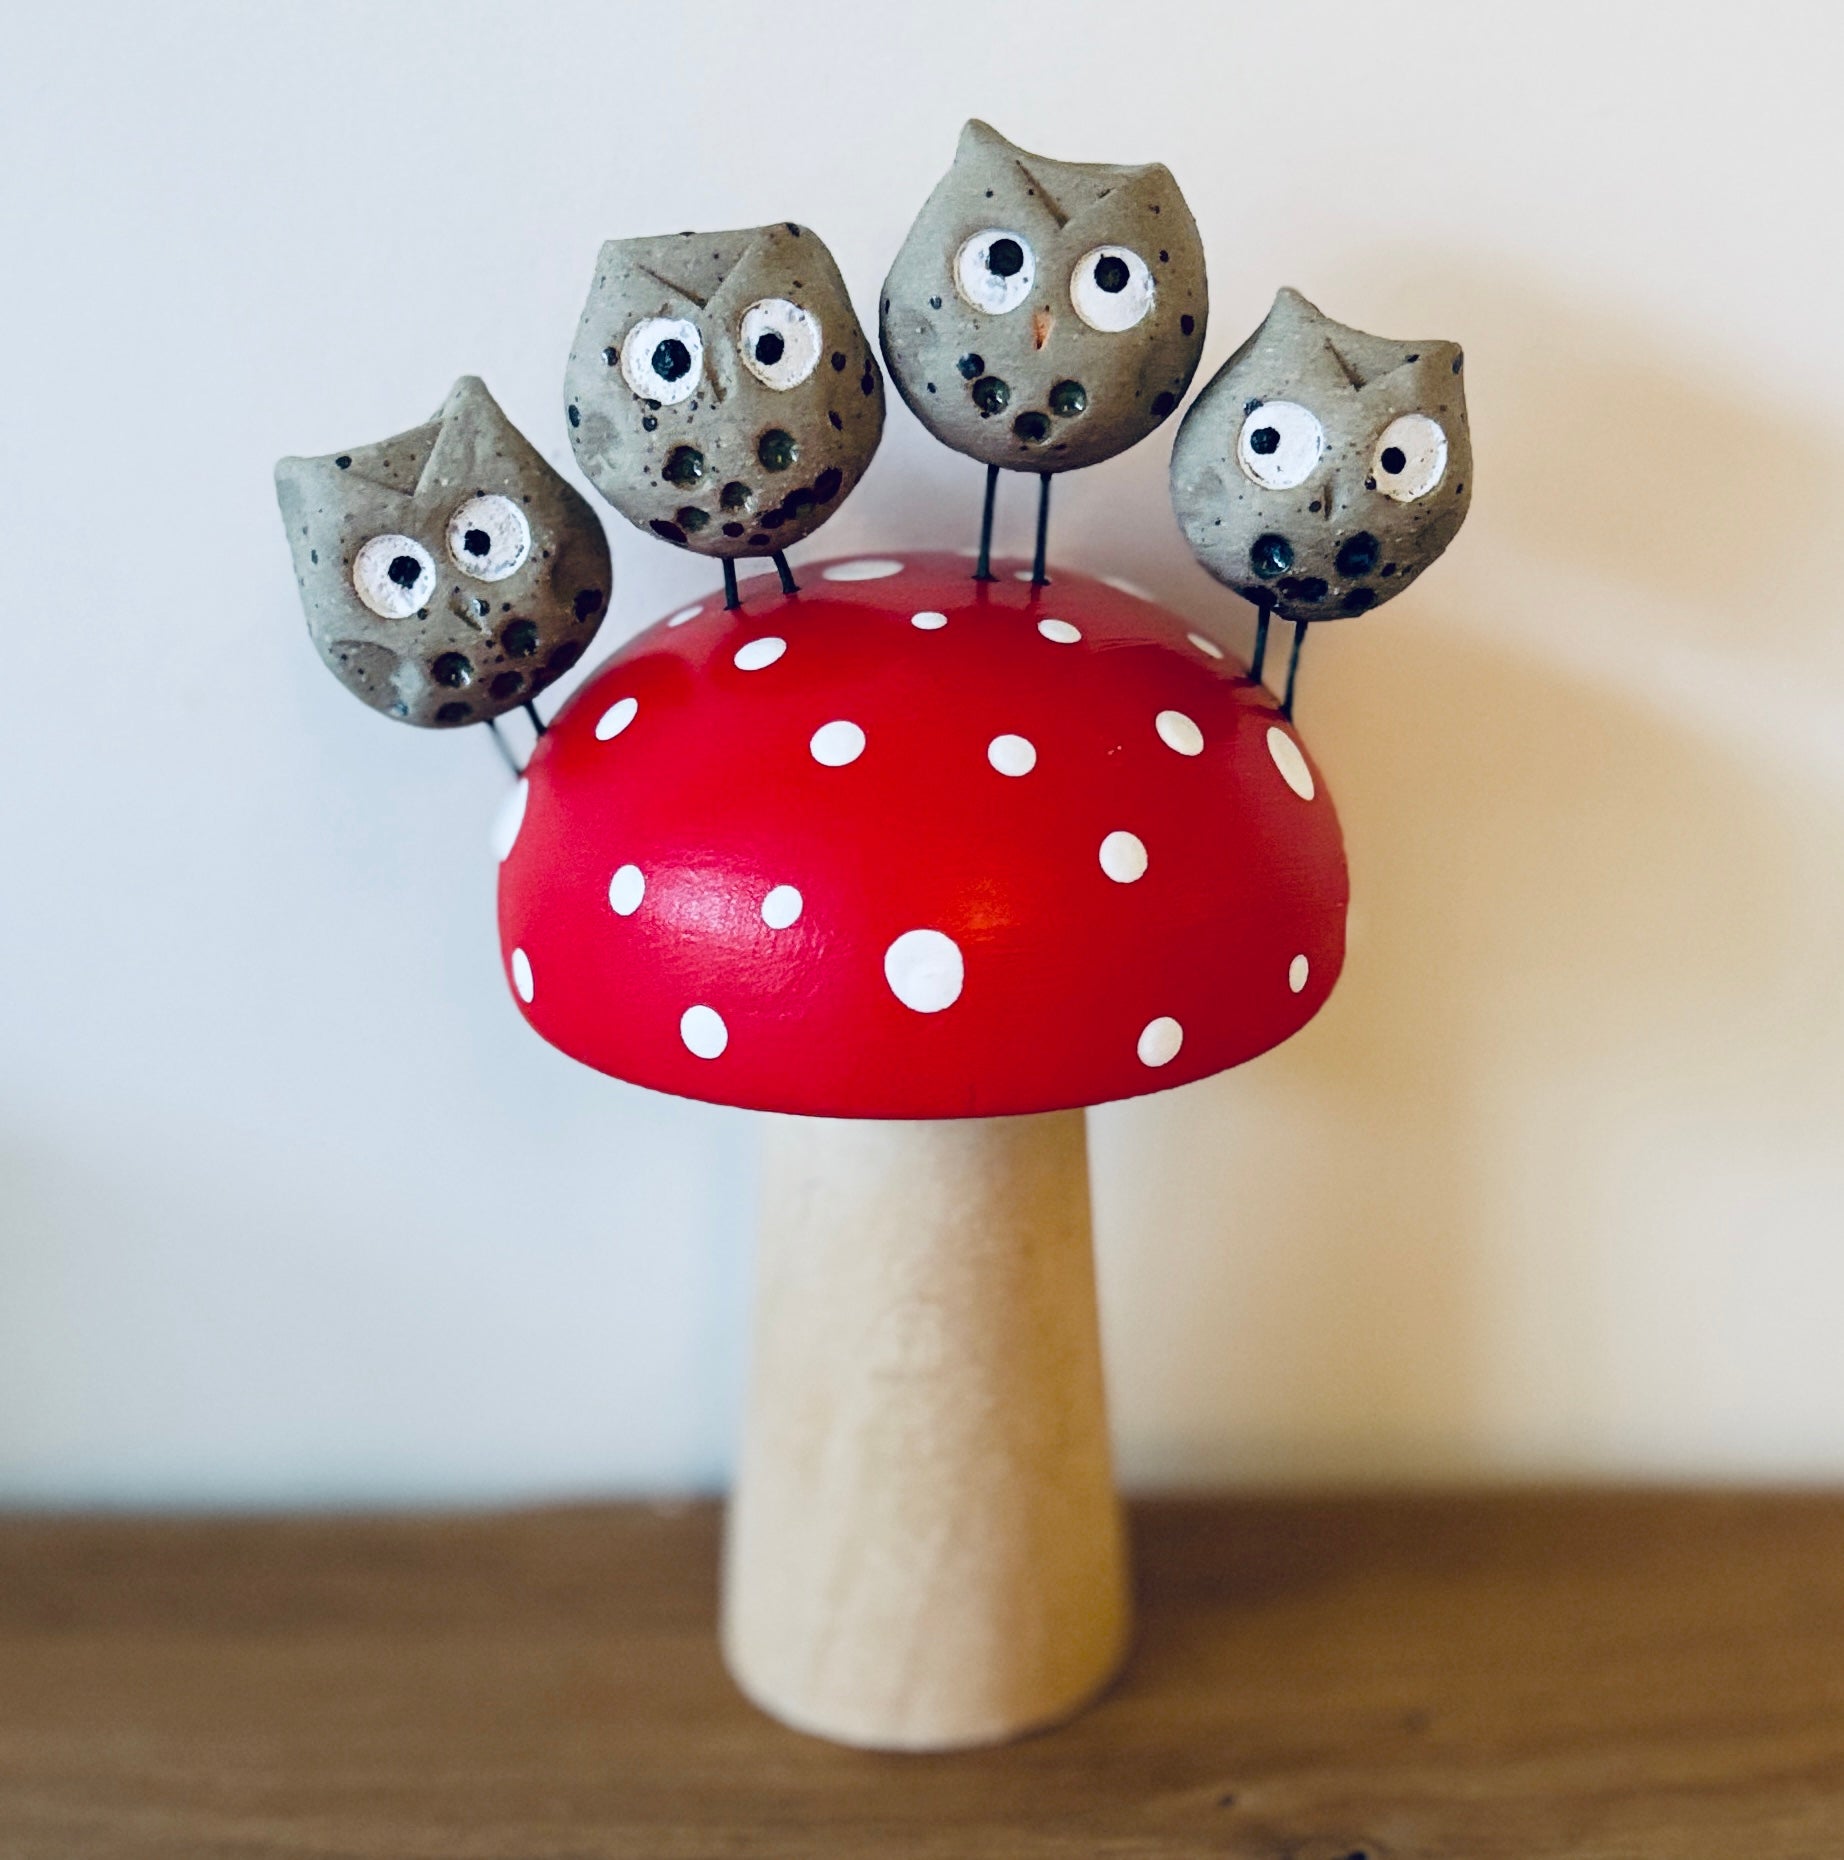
[722, 1109, 1130, 1751]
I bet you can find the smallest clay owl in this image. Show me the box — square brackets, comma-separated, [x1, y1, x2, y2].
[563, 223, 883, 557]
[1170, 289, 1472, 623]
[275, 377, 611, 727]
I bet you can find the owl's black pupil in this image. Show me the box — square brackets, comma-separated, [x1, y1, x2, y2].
[986, 238, 1024, 279]
[1380, 445, 1407, 474]
[1249, 426, 1281, 456]
[652, 338, 692, 382]
[463, 527, 491, 557]
[387, 554, 423, 589]
[1094, 255, 1130, 294]
[755, 331, 785, 367]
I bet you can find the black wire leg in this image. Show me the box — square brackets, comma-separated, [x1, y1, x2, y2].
[522, 700, 545, 737]
[1281, 620, 1308, 719]
[1031, 472, 1052, 586]
[1250, 607, 1271, 684]
[973, 464, 999, 581]
[772, 550, 798, 597]
[722, 558, 740, 611]
[485, 716, 521, 776]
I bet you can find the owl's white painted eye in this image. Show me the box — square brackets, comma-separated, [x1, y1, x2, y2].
[1070, 246, 1155, 332]
[620, 316, 703, 405]
[1371, 413, 1448, 501]
[1236, 401, 1325, 491]
[739, 298, 822, 390]
[954, 229, 1035, 314]
[446, 494, 531, 582]
[352, 534, 436, 619]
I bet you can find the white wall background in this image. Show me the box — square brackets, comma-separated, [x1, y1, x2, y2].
[3, 0, 1842, 1505]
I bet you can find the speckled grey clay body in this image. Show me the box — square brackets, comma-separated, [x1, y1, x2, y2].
[880, 119, 1206, 474]
[564, 223, 883, 559]
[275, 378, 611, 728]
[1170, 289, 1472, 623]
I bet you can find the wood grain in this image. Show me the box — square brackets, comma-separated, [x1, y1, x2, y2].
[3, 1493, 1843, 1857]
[729, 1110, 1126, 1749]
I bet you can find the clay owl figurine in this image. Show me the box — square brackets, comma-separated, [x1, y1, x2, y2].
[564, 222, 884, 609]
[1170, 288, 1473, 714]
[275, 376, 611, 732]
[881, 118, 1207, 582]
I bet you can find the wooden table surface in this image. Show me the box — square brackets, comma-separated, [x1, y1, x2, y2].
[3, 1492, 1842, 1858]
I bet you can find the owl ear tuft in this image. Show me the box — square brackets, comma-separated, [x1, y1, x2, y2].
[434, 374, 498, 427]
[593, 228, 760, 311]
[1258, 290, 1463, 395]
[1267, 287, 1329, 333]
[420, 375, 543, 498]
[276, 426, 435, 501]
[1408, 336, 1466, 379]
[956, 118, 1018, 164]
[272, 454, 317, 532]
[710, 220, 846, 316]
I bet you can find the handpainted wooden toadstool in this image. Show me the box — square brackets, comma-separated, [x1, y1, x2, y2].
[496, 552, 1348, 1750]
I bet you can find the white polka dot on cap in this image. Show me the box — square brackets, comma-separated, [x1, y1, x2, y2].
[884, 929, 964, 1013]
[1156, 709, 1204, 756]
[680, 1004, 728, 1058]
[1099, 831, 1148, 883]
[1137, 1016, 1183, 1066]
[761, 885, 803, 929]
[810, 720, 866, 766]
[822, 558, 903, 581]
[594, 696, 638, 741]
[1266, 725, 1316, 800]
[1037, 618, 1081, 644]
[987, 734, 1037, 776]
[1289, 954, 1310, 994]
[910, 610, 948, 630]
[510, 948, 534, 1004]
[733, 636, 787, 671]
[608, 864, 645, 916]
[1101, 574, 1154, 601]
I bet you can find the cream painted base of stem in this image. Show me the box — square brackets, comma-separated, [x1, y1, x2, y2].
[722, 1109, 1130, 1752]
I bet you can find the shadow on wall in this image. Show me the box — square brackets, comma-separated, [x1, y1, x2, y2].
[1093, 257, 1844, 1486]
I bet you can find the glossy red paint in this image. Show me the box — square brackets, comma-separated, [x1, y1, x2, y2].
[496, 554, 1348, 1118]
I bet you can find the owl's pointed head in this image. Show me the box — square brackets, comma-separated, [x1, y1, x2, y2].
[1170, 290, 1472, 622]
[564, 222, 884, 558]
[275, 377, 611, 728]
[879, 119, 1207, 473]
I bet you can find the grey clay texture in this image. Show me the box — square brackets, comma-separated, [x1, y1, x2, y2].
[275, 377, 611, 728]
[1170, 288, 1472, 624]
[564, 222, 883, 558]
[880, 119, 1207, 474]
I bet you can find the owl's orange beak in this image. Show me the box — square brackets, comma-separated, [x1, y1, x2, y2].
[1032, 309, 1054, 350]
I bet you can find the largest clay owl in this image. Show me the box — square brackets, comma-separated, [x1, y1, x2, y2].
[564, 222, 883, 562]
[880, 119, 1207, 475]
[275, 377, 611, 728]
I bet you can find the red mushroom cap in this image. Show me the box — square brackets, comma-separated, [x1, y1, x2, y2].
[496, 553, 1347, 1118]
